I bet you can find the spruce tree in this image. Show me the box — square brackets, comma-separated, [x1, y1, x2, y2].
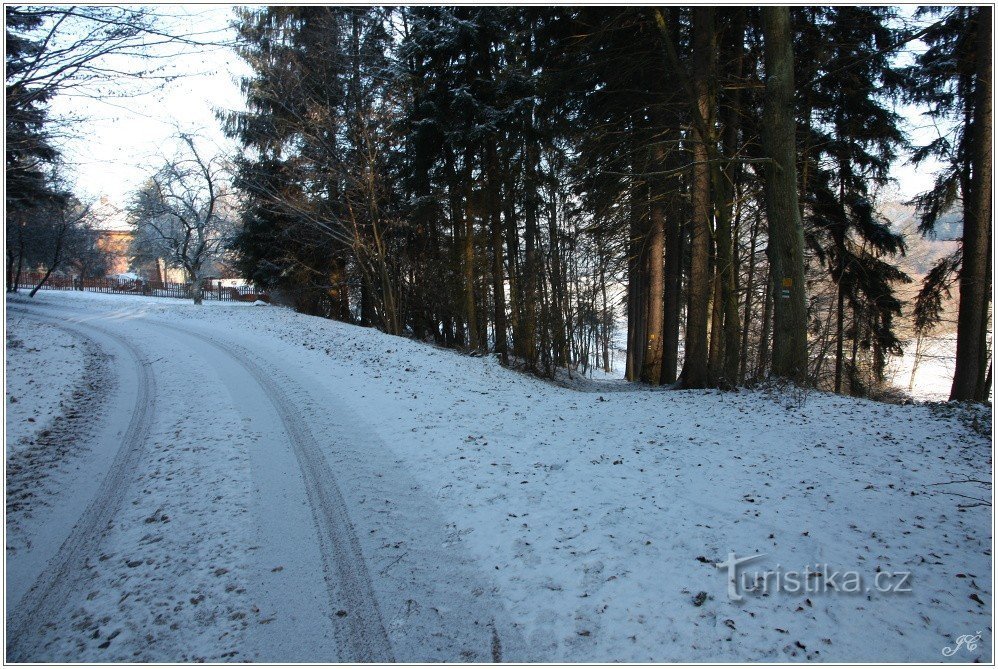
[906, 7, 993, 401]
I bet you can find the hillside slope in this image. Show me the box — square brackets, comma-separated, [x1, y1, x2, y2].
[6, 291, 993, 662]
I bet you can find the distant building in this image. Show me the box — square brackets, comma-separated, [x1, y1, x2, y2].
[95, 229, 132, 276]
[90, 195, 233, 284]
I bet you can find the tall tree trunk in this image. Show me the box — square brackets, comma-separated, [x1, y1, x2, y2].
[757, 267, 774, 377]
[547, 183, 569, 367]
[740, 204, 761, 381]
[761, 6, 808, 383]
[951, 6, 993, 401]
[487, 143, 508, 364]
[599, 252, 612, 372]
[642, 145, 666, 384]
[658, 8, 683, 386]
[5, 248, 14, 293]
[10, 223, 25, 293]
[680, 7, 714, 388]
[661, 202, 682, 384]
[708, 245, 724, 379]
[832, 99, 851, 394]
[719, 10, 745, 385]
[360, 271, 374, 326]
[523, 143, 540, 370]
[626, 124, 648, 382]
[445, 148, 464, 346]
[502, 174, 523, 359]
[834, 270, 845, 392]
[462, 151, 479, 349]
[191, 273, 204, 305]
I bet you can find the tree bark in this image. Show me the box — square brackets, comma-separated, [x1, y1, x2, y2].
[661, 201, 682, 384]
[719, 10, 745, 385]
[680, 7, 714, 388]
[626, 123, 648, 382]
[191, 275, 204, 305]
[523, 142, 540, 369]
[761, 7, 809, 383]
[9, 223, 25, 293]
[487, 143, 508, 364]
[756, 266, 774, 377]
[740, 204, 761, 381]
[659, 8, 683, 386]
[462, 149, 479, 349]
[834, 270, 845, 392]
[951, 6, 993, 401]
[642, 147, 666, 384]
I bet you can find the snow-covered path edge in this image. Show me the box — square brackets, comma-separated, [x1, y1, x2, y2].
[7, 296, 528, 662]
[6, 310, 155, 660]
[5, 291, 993, 662]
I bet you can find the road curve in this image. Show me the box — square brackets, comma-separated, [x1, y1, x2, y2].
[156, 321, 396, 663]
[7, 297, 526, 662]
[6, 307, 156, 662]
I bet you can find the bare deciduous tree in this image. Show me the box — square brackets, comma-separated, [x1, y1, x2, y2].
[129, 134, 235, 304]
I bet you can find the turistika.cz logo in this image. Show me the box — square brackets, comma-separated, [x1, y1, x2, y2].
[715, 552, 913, 602]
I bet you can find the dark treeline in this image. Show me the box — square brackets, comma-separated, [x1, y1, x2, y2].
[218, 7, 990, 400]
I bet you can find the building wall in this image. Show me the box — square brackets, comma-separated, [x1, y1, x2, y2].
[95, 230, 132, 276]
[93, 228, 231, 284]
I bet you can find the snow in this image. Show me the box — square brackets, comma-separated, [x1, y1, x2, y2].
[5, 290, 993, 662]
[885, 335, 959, 403]
[6, 315, 88, 460]
[5, 313, 112, 559]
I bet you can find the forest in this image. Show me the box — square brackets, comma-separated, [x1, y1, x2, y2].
[7, 6, 994, 402]
[223, 6, 992, 401]
[6, 8, 996, 664]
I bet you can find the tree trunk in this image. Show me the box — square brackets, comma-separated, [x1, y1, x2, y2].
[29, 223, 67, 298]
[462, 150, 479, 349]
[626, 143, 647, 381]
[661, 203, 682, 384]
[192, 275, 204, 305]
[642, 149, 666, 384]
[761, 7, 808, 383]
[487, 143, 508, 364]
[547, 184, 569, 367]
[708, 247, 724, 379]
[523, 143, 540, 369]
[11, 226, 25, 293]
[740, 205, 761, 381]
[502, 174, 523, 359]
[659, 9, 683, 386]
[951, 6, 993, 401]
[834, 273, 845, 392]
[756, 267, 774, 377]
[599, 255, 612, 372]
[719, 10, 745, 385]
[680, 7, 714, 389]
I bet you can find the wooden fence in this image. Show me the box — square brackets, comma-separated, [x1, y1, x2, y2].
[15, 274, 269, 303]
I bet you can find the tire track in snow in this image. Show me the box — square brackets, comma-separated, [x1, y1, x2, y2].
[6, 307, 156, 662]
[155, 321, 395, 663]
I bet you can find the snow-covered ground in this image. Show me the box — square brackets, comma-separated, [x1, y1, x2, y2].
[885, 335, 959, 403]
[5, 290, 993, 662]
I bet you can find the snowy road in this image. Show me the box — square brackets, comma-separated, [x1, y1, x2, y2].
[5, 292, 992, 662]
[6, 298, 521, 662]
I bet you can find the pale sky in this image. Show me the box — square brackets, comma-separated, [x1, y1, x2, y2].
[48, 6, 248, 208]
[46, 6, 941, 215]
